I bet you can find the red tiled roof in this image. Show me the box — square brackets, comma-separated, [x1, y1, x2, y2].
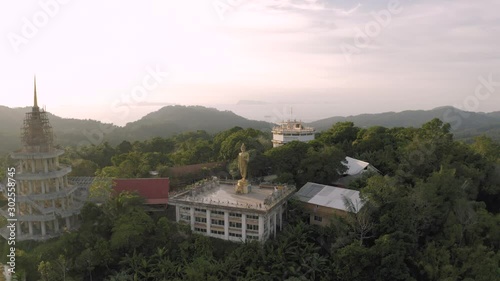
[167, 161, 225, 177]
[112, 178, 169, 205]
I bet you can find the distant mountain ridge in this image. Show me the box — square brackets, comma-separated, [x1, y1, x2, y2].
[307, 106, 500, 141]
[108, 105, 273, 142]
[0, 105, 273, 154]
[1, 105, 499, 155]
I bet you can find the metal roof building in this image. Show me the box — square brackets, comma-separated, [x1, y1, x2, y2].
[295, 182, 364, 213]
[295, 182, 365, 225]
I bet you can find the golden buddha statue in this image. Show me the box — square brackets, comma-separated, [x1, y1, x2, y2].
[236, 143, 250, 194]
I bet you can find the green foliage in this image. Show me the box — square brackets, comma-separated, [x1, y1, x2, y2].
[5, 120, 500, 281]
[297, 145, 346, 186]
[265, 140, 309, 183]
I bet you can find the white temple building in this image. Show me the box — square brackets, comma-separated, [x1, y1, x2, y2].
[271, 120, 316, 147]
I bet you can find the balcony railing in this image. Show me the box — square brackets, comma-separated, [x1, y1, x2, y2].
[10, 149, 64, 160]
[15, 165, 71, 180]
[18, 185, 78, 200]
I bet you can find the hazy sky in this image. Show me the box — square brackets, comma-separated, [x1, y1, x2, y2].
[1, 0, 499, 125]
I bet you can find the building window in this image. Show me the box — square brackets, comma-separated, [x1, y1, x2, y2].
[314, 215, 322, 222]
[194, 227, 206, 233]
[247, 235, 259, 240]
[195, 208, 206, 213]
[195, 217, 207, 223]
[229, 212, 242, 218]
[210, 229, 224, 235]
[247, 224, 259, 231]
[211, 219, 225, 226]
[180, 206, 190, 211]
[229, 232, 242, 238]
[211, 210, 225, 216]
[247, 214, 259, 220]
[180, 214, 191, 221]
[229, 222, 242, 228]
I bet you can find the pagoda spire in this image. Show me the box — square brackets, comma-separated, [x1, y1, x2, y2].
[34, 76, 38, 108]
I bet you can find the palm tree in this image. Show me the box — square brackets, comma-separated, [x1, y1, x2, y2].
[343, 196, 374, 246]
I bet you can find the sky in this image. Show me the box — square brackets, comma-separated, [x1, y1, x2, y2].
[0, 0, 499, 125]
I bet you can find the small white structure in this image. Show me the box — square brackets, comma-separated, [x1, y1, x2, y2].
[272, 120, 315, 147]
[335, 157, 381, 187]
[343, 157, 380, 176]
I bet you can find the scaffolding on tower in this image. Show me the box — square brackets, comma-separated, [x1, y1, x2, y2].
[20, 77, 54, 153]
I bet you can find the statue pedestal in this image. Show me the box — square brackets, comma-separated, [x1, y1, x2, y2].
[235, 179, 250, 194]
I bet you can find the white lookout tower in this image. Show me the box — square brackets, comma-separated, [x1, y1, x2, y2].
[271, 119, 316, 148]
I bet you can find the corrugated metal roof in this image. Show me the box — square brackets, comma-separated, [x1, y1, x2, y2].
[295, 182, 324, 201]
[295, 182, 364, 213]
[343, 156, 370, 175]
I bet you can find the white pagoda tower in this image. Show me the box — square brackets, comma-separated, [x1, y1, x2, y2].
[1, 78, 83, 240]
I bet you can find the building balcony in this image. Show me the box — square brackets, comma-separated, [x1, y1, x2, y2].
[18, 185, 78, 200]
[15, 165, 71, 180]
[11, 149, 65, 160]
[56, 204, 83, 218]
[11, 212, 57, 222]
[271, 129, 315, 135]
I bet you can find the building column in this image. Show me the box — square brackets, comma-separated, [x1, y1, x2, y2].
[31, 160, 35, 173]
[224, 211, 229, 240]
[190, 207, 195, 231]
[206, 210, 211, 235]
[267, 215, 271, 240]
[54, 219, 59, 232]
[41, 181, 45, 194]
[41, 222, 46, 236]
[280, 205, 283, 231]
[28, 222, 33, 235]
[175, 205, 180, 222]
[274, 212, 277, 239]
[241, 214, 247, 242]
[44, 159, 48, 173]
[258, 216, 264, 241]
[66, 217, 71, 229]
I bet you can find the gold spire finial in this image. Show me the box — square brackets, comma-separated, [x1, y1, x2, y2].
[34, 75, 38, 108]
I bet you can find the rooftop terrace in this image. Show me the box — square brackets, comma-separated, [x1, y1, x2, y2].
[170, 179, 295, 212]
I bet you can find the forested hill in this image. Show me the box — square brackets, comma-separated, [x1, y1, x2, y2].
[2, 105, 500, 155]
[308, 106, 500, 141]
[0, 105, 272, 154]
[108, 105, 273, 143]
